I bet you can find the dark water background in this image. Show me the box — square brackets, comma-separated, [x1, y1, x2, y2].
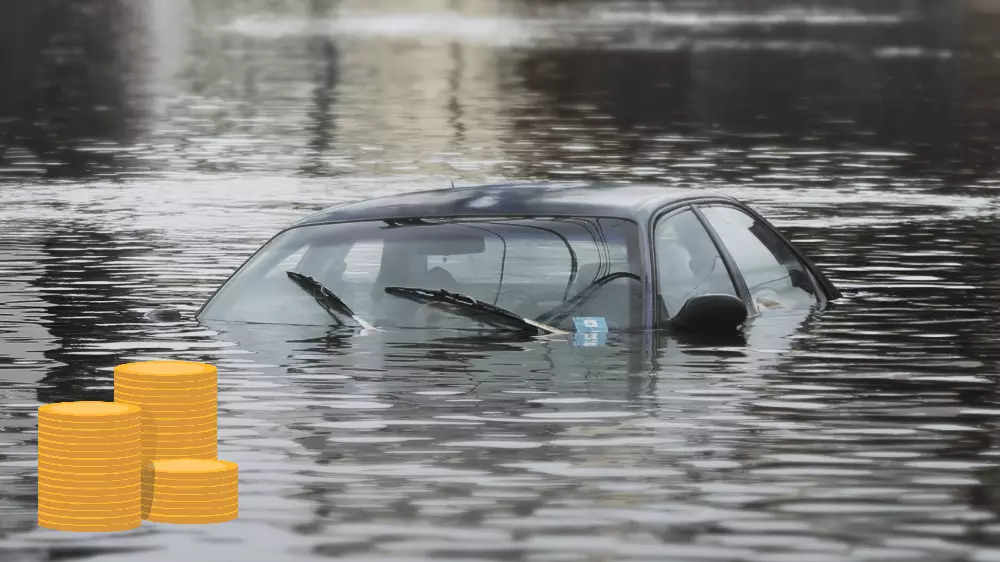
[3, 0, 1000, 560]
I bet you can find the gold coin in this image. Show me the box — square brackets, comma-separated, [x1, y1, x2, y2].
[141, 469, 235, 481]
[114, 379, 216, 391]
[115, 360, 216, 376]
[115, 367, 215, 380]
[115, 382, 214, 395]
[38, 445, 142, 457]
[38, 414, 142, 428]
[38, 485, 142, 507]
[145, 506, 238, 518]
[143, 432, 217, 443]
[39, 401, 141, 419]
[145, 451, 218, 463]
[38, 464, 142, 484]
[142, 408, 219, 420]
[143, 492, 237, 503]
[37, 449, 141, 461]
[38, 480, 142, 494]
[143, 433, 217, 444]
[142, 426, 217, 437]
[142, 482, 238, 494]
[40, 487, 140, 502]
[144, 440, 217, 450]
[39, 437, 142, 448]
[38, 470, 141, 483]
[116, 399, 215, 411]
[144, 435, 217, 444]
[37, 428, 141, 441]
[143, 428, 217, 439]
[143, 420, 216, 430]
[38, 452, 141, 463]
[149, 459, 236, 475]
[144, 438, 217, 447]
[38, 433, 141, 445]
[39, 512, 141, 525]
[143, 510, 237, 524]
[144, 437, 217, 446]
[39, 501, 141, 516]
[37, 454, 142, 466]
[38, 508, 141, 520]
[38, 464, 141, 476]
[143, 495, 238, 508]
[140, 413, 217, 425]
[134, 402, 216, 411]
[38, 517, 141, 532]
[145, 450, 218, 460]
[38, 419, 142, 441]
[143, 484, 238, 495]
[114, 390, 216, 402]
[143, 472, 234, 486]
[143, 419, 216, 430]
[142, 477, 236, 489]
[115, 391, 215, 402]
[37, 459, 142, 472]
[114, 381, 215, 393]
[144, 496, 238, 508]
[37, 424, 141, 437]
[38, 443, 142, 457]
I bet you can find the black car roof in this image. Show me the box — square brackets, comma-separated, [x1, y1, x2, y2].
[296, 182, 734, 226]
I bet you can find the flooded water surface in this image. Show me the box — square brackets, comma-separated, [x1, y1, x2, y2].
[4, 0, 1000, 560]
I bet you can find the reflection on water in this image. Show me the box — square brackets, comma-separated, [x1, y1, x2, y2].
[3, 0, 1000, 560]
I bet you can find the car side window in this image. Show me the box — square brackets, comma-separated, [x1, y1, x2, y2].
[654, 209, 738, 317]
[699, 205, 819, 311]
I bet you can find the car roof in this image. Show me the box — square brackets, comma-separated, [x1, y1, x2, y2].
[296, 182, 735, 226]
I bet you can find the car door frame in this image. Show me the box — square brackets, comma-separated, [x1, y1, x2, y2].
[647, 199, 754, 328]
[647, 197, 840, 328]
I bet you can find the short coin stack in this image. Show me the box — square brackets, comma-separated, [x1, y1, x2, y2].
[36, 402, 143, 532]
[113, 361, 218, 464]
[142, 459, 238, 523]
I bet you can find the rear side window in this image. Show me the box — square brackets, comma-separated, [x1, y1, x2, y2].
[700, 206, 819, 311]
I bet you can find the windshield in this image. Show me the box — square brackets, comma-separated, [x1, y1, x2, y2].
[197, 217, 643, 331]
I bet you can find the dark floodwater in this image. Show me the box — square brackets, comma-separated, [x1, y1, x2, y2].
[4, 0, 1000, 560]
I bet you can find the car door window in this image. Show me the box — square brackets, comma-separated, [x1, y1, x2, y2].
[700, 205, 819, 311]
[654, 209, 738, 317]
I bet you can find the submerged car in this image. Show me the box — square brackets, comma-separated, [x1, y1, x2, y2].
[195, 183, 840, 337]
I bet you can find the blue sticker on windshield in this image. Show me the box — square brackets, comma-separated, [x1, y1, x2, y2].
[573, 317, 608, 333]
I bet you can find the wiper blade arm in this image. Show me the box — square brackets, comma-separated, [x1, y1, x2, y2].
[536, 271, 640, 325]
[384, 286, 566, 335]
[286, 271, 377, 330]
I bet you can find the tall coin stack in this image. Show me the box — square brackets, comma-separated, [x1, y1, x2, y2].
[143, 459, 238, 523]
[113, 360, 238, 524]
[113, 361, 218, 464]
[37, 402, 143, 532]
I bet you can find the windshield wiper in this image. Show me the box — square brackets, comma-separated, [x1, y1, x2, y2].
[286, 271, 377, 330]
[536, 271, 640, 326]
[384, 286, 566, 335]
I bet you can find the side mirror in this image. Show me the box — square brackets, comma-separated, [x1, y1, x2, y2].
[145, 308, 185, 322]
[671, 294, 747, 333]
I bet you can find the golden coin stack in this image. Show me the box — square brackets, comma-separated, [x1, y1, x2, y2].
[113, 360, 238, 524]
[113, 361, 218, 464]
[142, 459, 238, 523]
[36, 402, 142, 532]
